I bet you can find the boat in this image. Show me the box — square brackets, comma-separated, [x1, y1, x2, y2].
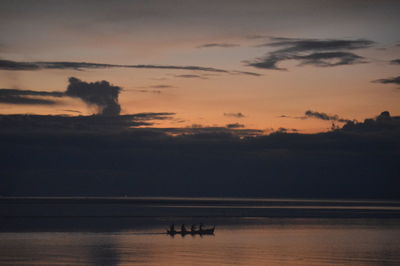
[167, 226, 215, 235]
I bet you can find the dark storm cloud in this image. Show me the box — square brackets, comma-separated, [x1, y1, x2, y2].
[224, 112, 245, 118]
[390, 59, 400, 65]
[0, 59, 260, 76]
[372, 76, 400, 85]
[66, 77, 122, 116]
[197, 43, 239, 48]
[248, 38, 374, 70]
[226, 123, 245, 129]
[0, 88, 64, 105]
[305, 110, 351, 123]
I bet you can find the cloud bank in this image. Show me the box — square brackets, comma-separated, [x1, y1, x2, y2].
[1, 111, 399, 199]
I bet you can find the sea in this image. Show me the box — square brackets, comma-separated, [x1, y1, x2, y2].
[1, 197, 400, 265]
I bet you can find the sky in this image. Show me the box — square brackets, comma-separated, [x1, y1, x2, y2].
[0, 0, 399, 133]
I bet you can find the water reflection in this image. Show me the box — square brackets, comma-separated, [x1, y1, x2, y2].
[1, 218, 400, 265]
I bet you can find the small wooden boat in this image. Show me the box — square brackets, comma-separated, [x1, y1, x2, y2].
[167, 227, 215, 235]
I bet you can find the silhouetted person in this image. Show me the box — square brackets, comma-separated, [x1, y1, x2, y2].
[190, 224, 196, 232]
[181, 224, 187, 233]
[169, 224, 175, 232]
[199, 223, 204, 231]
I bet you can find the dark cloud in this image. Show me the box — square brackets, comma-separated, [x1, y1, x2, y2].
[263, 38, 374, 51]
[0, 88, 64, 105]
[372, 76, 400, 85]
[224, 112, 245, 118]
[0, 59, 40, 70]
[66, 77, 122, 116]
[390, 59, 400, 65]
[342, 111, 400, 132]
[0, 78, 126, 113]
[273, 127, 299, 134]
[163, 125, 262, 138]
[230, 70, 263, 76]
[248, 38, 373, 70]
[226, 123, 245, 129]
[134, 89, 162, 94]
[147, 85, 175, 89]
[294, 52, 365, 67]
[0, 88, 64, 97]
[174, 74, 206, 79]
[134, 84, 175, 92]
[305, 110, 351, 123]
[61, 109, 82, 114]
[0, 113, 175, 132]
[197, 43, 239, 48]
[0, 95, 58, 105]
[0, 59, 260, 76]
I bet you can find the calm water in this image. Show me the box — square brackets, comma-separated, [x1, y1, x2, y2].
[1, 217, 400, 265]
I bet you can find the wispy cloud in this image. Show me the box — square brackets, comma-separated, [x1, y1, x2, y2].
[132, 89, 162, 94]
[0, 59, 260, 76]
[146, 84, 175, 89]
[280, 110, 352, 123]
[197, 43, 239, 48]
[0, 88, 64, 105]
[304, 110, 352, 123]
[226, 123, 245, 129]
[224, 112, 245, 118]
[174, 74, 207, 79]
[247, 37, 374, 70]
[390, 59, 400, 65]
[372, 76, 400, 85]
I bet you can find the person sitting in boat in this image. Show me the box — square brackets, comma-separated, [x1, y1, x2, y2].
[169, 224, 175, 233]
[190, 224, 197, 232]
[199, 223, 204, 231]
[181, 224, 187, 233]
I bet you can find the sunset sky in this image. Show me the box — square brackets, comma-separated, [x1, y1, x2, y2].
[1, 0, 399, 133]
